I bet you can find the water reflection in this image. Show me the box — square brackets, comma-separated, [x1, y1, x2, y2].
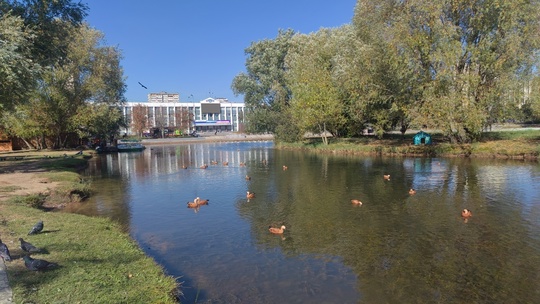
[74, 142, 540, 303]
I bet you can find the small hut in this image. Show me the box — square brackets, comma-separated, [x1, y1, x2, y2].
[413, 131, 432, 145]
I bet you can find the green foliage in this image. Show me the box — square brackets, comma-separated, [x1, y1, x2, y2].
[12, 23, 127, 148]
[74, 103, 126, 142]
[232, 29, 295, 133]
[9, 193, 48, 208]
[0, 13, 40, 108]
[286, 29, 347, 145]
[236, 0, 540, 144]
[1, 0, 89, 67]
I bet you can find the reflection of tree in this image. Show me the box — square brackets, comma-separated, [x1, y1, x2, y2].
[81, 155, 131, 230]
[236, 152, 540, 303]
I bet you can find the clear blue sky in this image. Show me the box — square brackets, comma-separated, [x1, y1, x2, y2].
[85, 0, 356, 102]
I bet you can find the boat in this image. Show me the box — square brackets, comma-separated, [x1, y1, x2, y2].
[116, 139, 146, 152]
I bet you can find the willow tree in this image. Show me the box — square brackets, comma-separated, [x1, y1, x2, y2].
[286, 29, 346, 145]
[354, 0, 540, 143]
[232, 29, 295, 139]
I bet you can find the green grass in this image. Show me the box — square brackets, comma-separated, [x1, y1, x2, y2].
[0, 185, 22, 192]
[0, 151, 179, 303]
[277, 129, 540, 159]
[1, 203, 179, 304]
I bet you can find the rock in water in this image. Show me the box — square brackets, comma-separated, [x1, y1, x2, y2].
[23, 255, 58, 271]
[0, 239, 12, 262]
[19, 238, 41, 253]
[28, 220, 44, 235]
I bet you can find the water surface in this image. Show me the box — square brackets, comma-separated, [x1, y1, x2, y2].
[73, 141, 540, 303]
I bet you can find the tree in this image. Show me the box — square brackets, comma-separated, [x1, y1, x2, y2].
[0, 13, 40, 109]
[74, 103, 126, 143]
[286, 29, 347, 145]
[131, 104, 148, 137]
[174, 107, 193, 135]
[353, 0, 540, 143]
[30, 23, 126, 148]
[232, 29, 295, 138]
[1, 0, 88, 67]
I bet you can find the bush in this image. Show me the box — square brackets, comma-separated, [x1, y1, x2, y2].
[10, 193, 48, 208]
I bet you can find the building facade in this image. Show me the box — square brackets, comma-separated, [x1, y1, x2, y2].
[121, 96, 246, 136]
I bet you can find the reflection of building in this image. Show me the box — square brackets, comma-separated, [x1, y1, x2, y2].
[121, 96, 246, 135]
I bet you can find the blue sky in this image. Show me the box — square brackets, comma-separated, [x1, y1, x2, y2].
[85, 1, 356, 102]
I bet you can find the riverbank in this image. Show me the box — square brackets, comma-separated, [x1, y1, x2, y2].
[277, 128, 540, 160]
[141, 129, 539, 160]
[140, 132, 274, 146]
[0, 152, 178, 303]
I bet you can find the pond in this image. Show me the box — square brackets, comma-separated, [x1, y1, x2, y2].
[70, 141, 540, 303]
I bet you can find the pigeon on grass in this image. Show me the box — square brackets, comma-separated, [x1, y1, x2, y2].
[0, 239, 12, 262]
[19, 238, 42, 253]
[23, 255, 58, 271]
[28, 220, 44, 235]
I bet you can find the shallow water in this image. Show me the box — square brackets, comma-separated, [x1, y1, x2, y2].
[73, 141, 540, 303]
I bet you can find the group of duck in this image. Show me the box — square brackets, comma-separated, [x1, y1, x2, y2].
[351, 174, 473, 221]
[184, 159, 288, 235]
[0, 220, 59, 271]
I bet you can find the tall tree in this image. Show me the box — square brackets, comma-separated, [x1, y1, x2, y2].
[174, 107, 193, 135]
[232, 29, 295, 138]
[131, 104, 148, 138]
[286, 29, 347, 145]
[0, 13, 40, 109]
[31, 23, 126, 148]
[1, 0, 88, 67]
[353, 0, 540, 143]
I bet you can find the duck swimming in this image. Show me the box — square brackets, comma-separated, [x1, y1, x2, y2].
[269, 225, 286, 234]
[383, 174, 391, 180]
[351, 199, 363, 206]
[409, 188, 416, 195]
[246, 191, 255, 199]
[461, 208, 472, 218]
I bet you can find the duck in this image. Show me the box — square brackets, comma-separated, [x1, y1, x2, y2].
[182, 165, 188, 169]
[245, 175, 251, 180]
[383, 174, 391, 180]
[461, 208, 472, 218]
[240, 162, 246, 167]
[351, 199, 363, 206]
[246, 191, 255, 199]
[211, 160, 218, 165]
[282, 165, 288, 171]
[200, 164, 208, 169]
[222, 161, 229, 166]
[269, 225, 286, 234]
[409, 188, 416, 195]
[196, 198, 209, 206]
[187, 201, 199, 208]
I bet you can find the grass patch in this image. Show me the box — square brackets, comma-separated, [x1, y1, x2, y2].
[0, 185, 22, 192]
[8, 193, 48, 209]
[277, 129, 540, 160]
[0, 203, 179, 303]
[0, 150, 179, 303]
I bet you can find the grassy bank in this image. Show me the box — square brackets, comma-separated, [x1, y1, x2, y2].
[0, 152, 179, 303]
[277, 129, 540, 160]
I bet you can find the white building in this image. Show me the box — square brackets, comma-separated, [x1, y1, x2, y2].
[121, 96, 246, 136]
